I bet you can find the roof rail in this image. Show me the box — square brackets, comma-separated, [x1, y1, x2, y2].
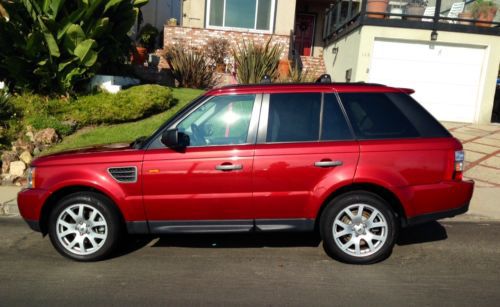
[316, 74, 331, 84]
[260, 75, 272, 84]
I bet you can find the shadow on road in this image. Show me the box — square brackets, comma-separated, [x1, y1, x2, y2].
[114, 221, 447, 257]
[397, 221, 448, 246]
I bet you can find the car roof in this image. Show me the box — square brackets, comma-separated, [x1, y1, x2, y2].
[205, 83, 414, 96]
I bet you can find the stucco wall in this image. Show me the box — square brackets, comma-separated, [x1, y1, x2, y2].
[323, 29, 362, 83]
[324, 26, 500, 124]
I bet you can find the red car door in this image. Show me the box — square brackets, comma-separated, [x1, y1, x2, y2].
[142, 94, 261, 232]
[252, 93, 359, 230]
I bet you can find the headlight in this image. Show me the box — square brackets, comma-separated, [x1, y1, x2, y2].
[27, 167, 36, 189]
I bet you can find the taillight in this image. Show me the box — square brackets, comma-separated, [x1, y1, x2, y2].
[453, 150, 464, 181]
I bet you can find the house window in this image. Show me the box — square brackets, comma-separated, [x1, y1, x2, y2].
[207, 0, 275, 32]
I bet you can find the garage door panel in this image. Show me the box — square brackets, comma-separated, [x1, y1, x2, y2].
[368, 40, 485, 123]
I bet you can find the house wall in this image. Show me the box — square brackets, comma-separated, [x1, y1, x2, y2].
[323, 29, 362, 82]
[180, 0, 296, 35]
[323, 26, 500, 124]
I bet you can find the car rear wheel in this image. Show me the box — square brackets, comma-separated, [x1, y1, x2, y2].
[48, 192, 122, 261]
[320, 191, 398, 264]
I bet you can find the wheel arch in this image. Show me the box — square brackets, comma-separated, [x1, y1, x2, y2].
[39, 185, 125, 235]
[314, 183, 407, 231]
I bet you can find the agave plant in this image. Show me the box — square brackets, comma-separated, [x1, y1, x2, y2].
[232, 39, 283, 84]
[0, 0, 148, 94]
[165, 44, 215, 89]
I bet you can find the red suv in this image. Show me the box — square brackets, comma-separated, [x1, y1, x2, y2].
[18, 82, 474, 263]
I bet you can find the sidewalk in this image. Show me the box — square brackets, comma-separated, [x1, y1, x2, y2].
[0, 186, 21, 216]
[1, 121, 499, 219]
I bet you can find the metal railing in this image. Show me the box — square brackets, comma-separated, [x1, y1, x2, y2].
[323, 0, 500, 41]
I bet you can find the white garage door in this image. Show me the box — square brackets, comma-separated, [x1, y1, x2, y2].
[368, 40, 485, 123]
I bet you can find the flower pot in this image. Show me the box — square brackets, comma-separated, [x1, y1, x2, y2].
[405, 5, 426, 21]
[215, 63, 226, 73]
[167, 18, 177, 27]
[278, 59, 291, 78]
[475, 8, 497, 27]
[366, 0, 389, 19]
[132, 47, 148, 65]
[458, 12, 473, 25]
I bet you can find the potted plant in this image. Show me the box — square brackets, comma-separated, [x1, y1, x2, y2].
[471, 0, 498, 27]
[366, 0, 389, 19]
[167, 18, 177, 27]
[406, 0, 428, 21]
[138, 23, 159, 52]
[458, 9, 473, 25]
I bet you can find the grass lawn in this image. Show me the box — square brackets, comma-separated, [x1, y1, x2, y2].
[45, 88, 204, 154]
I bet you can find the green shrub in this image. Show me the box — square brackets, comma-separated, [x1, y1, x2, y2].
[0, 0, 148, 94]
[65, 85, 174, 126]
[5, 85, 174, 144]
[164, 44, 215, 89]
[0, 88, 15, 147]
[232, 39, 283, 84]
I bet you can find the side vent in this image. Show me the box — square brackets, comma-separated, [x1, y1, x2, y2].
[108, 167, 137, 183]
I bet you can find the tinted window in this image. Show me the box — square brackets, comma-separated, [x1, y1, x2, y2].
[322, 94, 353, 141]
[267, 93, 321, 142]
[386, 93, 450, 138]
[339, 93, 420, 139]
[177, 95, 255, 146]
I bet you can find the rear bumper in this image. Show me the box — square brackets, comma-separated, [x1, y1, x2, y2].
[405, 201, 469, 227]
[403, 179, 474, 227]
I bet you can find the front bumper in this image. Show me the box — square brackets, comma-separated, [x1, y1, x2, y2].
[17, 188, 50, 233]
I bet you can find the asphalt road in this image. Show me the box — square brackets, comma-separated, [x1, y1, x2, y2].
[1, 217, 499, 306]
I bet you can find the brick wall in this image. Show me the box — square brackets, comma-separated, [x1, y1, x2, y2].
[163, 25, 290, 59]
[300, 55, 326, 80]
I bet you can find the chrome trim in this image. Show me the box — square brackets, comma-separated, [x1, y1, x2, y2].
[107, 166, 138, 183]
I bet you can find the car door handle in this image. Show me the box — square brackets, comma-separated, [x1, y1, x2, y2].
[314, 160, 343, 168]
[215, 164, 243, 171]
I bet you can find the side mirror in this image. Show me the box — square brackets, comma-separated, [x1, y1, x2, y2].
[161, 129, 189, 148]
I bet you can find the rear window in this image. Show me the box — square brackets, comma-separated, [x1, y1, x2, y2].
[338, 92, 450, 140]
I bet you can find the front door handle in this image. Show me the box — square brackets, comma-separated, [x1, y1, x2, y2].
[215, 164, 243, 171]
[314, 160, 343, 168]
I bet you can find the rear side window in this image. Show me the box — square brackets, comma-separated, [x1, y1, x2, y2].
[267, 93, 321, 142]
[338, 92, 449, 139]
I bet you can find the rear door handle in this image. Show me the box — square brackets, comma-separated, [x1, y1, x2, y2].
[314, 160, 343, 168]
[215, 164, 243, 171]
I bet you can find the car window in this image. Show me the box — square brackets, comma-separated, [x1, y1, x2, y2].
[322, 94, 353, 141]
[177, 95, 255, 146]
[339, 93, 420, 139]
[266, 93, 321, 142]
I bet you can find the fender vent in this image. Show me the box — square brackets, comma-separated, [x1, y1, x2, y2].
[108, 167, 137, 183]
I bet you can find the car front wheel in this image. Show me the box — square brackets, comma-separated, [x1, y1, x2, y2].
[320, 191, 398, 264]
[48, 192, 122, 261]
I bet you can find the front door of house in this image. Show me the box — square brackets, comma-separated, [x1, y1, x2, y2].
[294, 14, 315, 56]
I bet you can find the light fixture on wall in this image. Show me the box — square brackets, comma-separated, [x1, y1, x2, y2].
[431, 30, 438, 41]
[332, 47, 339, 54]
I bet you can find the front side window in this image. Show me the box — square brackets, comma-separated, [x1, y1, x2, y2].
[207, 0, 275, 32]
[177, 95, 256, 146]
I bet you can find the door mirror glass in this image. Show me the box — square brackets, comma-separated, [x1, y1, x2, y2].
[161, 129, 189, 148]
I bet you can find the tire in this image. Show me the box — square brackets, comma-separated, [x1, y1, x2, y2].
[320, 191, 398, 264]
[48, 192, 123, 261]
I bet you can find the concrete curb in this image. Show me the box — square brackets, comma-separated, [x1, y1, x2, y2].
[0, 200, 19, 216]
